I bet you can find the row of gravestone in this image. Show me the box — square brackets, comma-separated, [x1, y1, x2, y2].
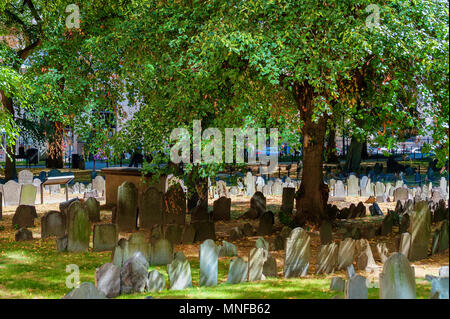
[65, 252, 448, 299]
[210, 173, 300, 199]
[328, 176, 448, 202]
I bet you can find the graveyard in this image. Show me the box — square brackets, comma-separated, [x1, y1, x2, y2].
[1, 0, 449, 303]
[0, 164, 448, 299]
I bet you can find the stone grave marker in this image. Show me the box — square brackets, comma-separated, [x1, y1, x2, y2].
[93, 224, 118, 252]
[95, 263, 121, 298]
[199, 239, 218, 287]
[139, 187, 164, 230]
[284, 227, 310, 278]
[67, 201, 91, 252]
[227, 257, 248, 284]
[167, 258, 193, 290]
[379, 253, 416, 299]
[117, 181, 138, 232]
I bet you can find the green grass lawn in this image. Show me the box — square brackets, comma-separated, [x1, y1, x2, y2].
[0, 237, 432, 299]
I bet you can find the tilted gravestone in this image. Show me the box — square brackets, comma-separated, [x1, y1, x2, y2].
[12, 205, 37, 228]
[165, 184, 186, 225]
[95, 263, 121, 298]
[345, 275, 368, 299]
[167, 258, 193, 290]
[67, 201, 91, 252]
[63, 282, 106, 299]
[128, 232, 150, 261]
[379, 253, 416, 299]
[431, 220, 449, 255]
[337, 238, 356, 270]
[355, 239, 377, 271]
[150, 238, 173, 266]
[247, 191, 266, 219]
[199, 239, 218, 287]
[330, 277, 346, 292]
[284, 227, 310, 278]
[121, 252, 149, 294]
[19, 184, 37, 206]
[262, 254, 277, 278]
[408, 201, 431, 261]
[41, 211, 66, 238]
[213, 196, 231, 221]
[281, 187, 295, 214]
[93, 224, 118, 252]
[85, 197, 101, 222]
[320, 220, 333, 245]
[148, 270, 166, 292]
[316, 242, 339, 275]
[139, 187, 164, 230]
[117, 181, 138, 232]
[248, 247, 267, 281]
[399, 232, 411, 258]
[227, 257, 248, 284]
[3, 180, 21, 206]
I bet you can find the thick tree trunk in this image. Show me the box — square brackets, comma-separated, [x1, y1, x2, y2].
[46, 122, 64, 169]
[1, 92, 17, 181]
[345, 137, 363, 173]
[293, 83, 329, 226]
[325, 121, 339, 164]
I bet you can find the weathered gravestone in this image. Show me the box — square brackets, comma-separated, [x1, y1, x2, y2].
[95, 263, 121, 298]
[248, 247, 267, 281]
[428, 276, 449, 299]
[93, 224, 118, 252]
[85, 197, 101, 222]
[394, 188, 409, 204]
[330, 277, 346, 292]
[355, 239, 377, 271]
[128, 232, 151, 260]
[18, 170, 33, 184]
[121, 252, 149, 294]
[117, 181, 138, 232]
[379, 253, 416, 299]
[431, 220, 449, 255]
[19, 184, 37, 206]
[257, 211, 274, 236]
[165, 184, 186, 225]
[166, 224, 183, 245]
[150, 238, 173, 266]
[67, 201, 91, 252]
[320, 220, 333, 245]
[245, 191, 266, 219]
[227, 257, 248, 284]
[3, 180, 21, 206]
[408, 201, 431, 261]
[333, 181, 346, 200]
[63, 282, 106, 299]
[337, 238, 356, 270]
[199, 239, 218, 286]
[316, 243, 339, 275]
[182, 224, 196, 244]
[148, 270, 166, 292]
[167, 258, 193, 290]
[12, 205, 37, 228]
[284, 227, 310, 278]
[399, 232, 411, 258]
[219, 240, 238, 257]
[280, 187, 295, 214]
[92, 175, 106, 197]
[271, 181, 282, 196]
[262, 254, 277, 278]
[193, 220, 216, 242]
[245, 172, 255, 196]
[376, 242, 390, 263]
[139, 187, 164, 230]
[345, 275, 368, 299]
[41, 211, 66, 238]
[213, 196, 231, 221]
[347, 175, 359, 197]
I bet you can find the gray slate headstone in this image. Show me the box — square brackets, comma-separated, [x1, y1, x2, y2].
[117, 181, 138, 232]
[284, 227, 310, 278]
[227, 257, 248, 284]
[379, 253, 416, 299]
[199, 239, 218, 286]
